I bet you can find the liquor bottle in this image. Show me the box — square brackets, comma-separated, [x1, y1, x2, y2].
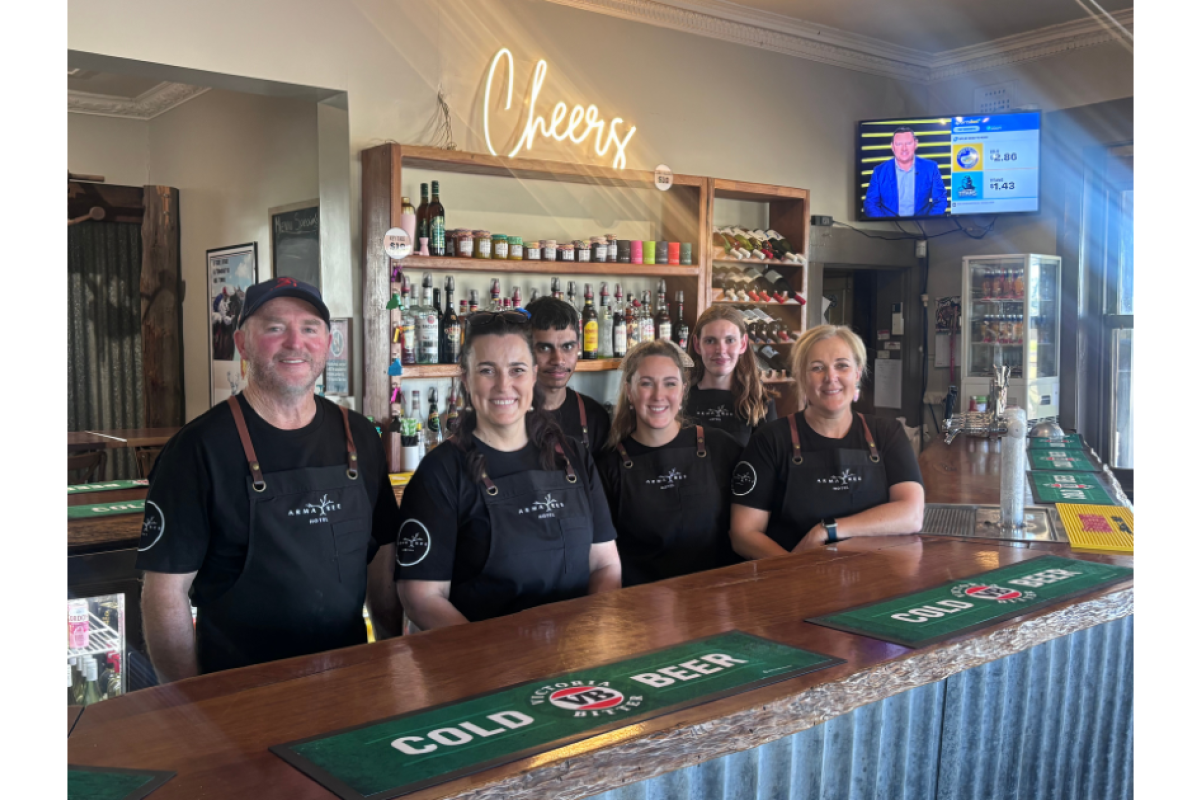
[490, 278, 502, 311]
[82, 657, 103, 706]
[68, 659, 77, 705]
[398, 276, 417, 365]
[469, 289, 480, 314]
[529, 289, 541, 302]
[433, 287, 443, 317]
[416, 183, 430, 244]
[640, 291, 655, 343]
[613, 284, 628, 358]
[401, 196, 416, 217]
[458, 299, 469, 341]
[425, 388, 443, 450]
[654, 280, 671, 341]
[440, 277, 461, 364]
[387, 413, 403, 474]
[598, 283, 614, 359]
[582, 284, 599, 360]
[99, 653, 121, 700]
[551, 277, 563, 300]
[567, 281, 583, 342]
[626, 298, 640, 351]
[511, 286, 523, 310]
[671, 291, 686, 346]
[445, 381, 461, 436]
[428, 181, 446, 256]
[416, 274, 439, 365]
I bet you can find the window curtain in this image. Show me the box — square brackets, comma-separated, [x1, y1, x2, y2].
[68, 222, 144, 480]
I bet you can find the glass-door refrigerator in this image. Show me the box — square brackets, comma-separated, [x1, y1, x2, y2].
[67, 594, 125, 706]
[961, 254, 1062, 421]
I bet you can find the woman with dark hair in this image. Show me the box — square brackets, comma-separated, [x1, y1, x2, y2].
[596, 340, 742, 586]
[395, 310, 622, 630]
[685, 305, 777, 447]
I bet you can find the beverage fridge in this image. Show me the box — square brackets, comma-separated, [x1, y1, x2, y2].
[960, 254, 1062, 421]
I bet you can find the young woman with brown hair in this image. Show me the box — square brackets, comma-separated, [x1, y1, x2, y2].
[395, 310, 622, 629]
[596, 340, 742, 586]
[685, 305, 777, 447]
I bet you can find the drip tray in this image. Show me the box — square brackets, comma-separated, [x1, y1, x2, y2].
[920, 504, 1065, 543]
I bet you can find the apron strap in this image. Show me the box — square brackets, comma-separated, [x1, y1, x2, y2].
[616, 440, 633, 469]
[339, 405, 360, 479]
[480, 439, 579, 496]
[696, 425, 707, 458]
[576, 392, 589, 446]
[787, 413, 803, 465]
[857, 412, 881, 462]
[227, 396, 267, 493]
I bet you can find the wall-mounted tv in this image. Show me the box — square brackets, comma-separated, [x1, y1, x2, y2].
[856, 111, 1041, 221]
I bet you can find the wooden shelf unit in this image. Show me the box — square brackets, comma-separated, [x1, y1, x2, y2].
[361, 146, 810, 421]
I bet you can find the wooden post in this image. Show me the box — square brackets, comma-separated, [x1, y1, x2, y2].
[140, 186, 184, 427]
[361, 145, 397, 422]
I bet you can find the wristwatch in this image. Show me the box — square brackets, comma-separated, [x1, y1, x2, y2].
[823, 517, 845, 545]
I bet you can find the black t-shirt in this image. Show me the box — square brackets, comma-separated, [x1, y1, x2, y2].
[596, 426, 743, 581]
[548, 388, 612, 459]
[394, 434, 616, 584]
[134, 395, 400, 605]
[684, 388, 777, 448]
[732, 412, 922, 517]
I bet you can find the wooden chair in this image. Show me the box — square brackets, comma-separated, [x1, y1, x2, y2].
[68, 449, 107, 485]
[134, 446, 163, 479]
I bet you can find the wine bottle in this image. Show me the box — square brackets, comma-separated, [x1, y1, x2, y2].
[82, 657, 103, 706]
[440, 276, 461, 364]
[581, 284, 599, 360]
[655, 280, 671, 341]
[613, 284, 628, 358]
[626, 298, 641, 351]
[416, 183, 430, 244]
[598, 283, 613, 359]
[425, 388, 443, 450]
[428, 181, 446, 256]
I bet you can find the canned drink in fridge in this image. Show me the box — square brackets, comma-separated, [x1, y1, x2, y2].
[68, 599, 90, 650]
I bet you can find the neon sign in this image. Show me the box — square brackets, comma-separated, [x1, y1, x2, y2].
[483, 48, 637, 170]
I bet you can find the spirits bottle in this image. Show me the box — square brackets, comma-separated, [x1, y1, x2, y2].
[445, 381, 461, 436]
[598, 283, 614, 359]
[425, 388, 443, 450]
[416, 183, 430, 244]
[640, 291, 655, 343]
[613, 284, 628, 358]
[399, 276, 417, 365]
[428, 181, 446, 256]
[626, 298, 640, 351]
[582, 284, 599, 360]
[655, 281, 671, 341]
[401, 196, 416, 216]
[387, 413, 403, 474]
[469, 289, 480, 314]
[416, 274, 439, 365]
[671, 291, 686, 346]
[567, 281, 583, 342]
[511, 286, 523, 310]
[490, 278, 502, 311]
[440, 276, 461, 364]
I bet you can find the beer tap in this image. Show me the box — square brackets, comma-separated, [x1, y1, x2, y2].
[942, 365, 1011, 444]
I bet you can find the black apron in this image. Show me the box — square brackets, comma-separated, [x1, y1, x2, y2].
[613, 426, 731, 586]
[449, 442, 595, 622]
[686, 390, 752, 447]
[765, 412, 889, 551]
[195, 397, 374, 674]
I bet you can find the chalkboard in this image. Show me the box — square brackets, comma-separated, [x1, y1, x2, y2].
[270, 201, 320, 288]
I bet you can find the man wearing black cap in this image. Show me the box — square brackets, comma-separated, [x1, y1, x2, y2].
[137, 277, 403, 680]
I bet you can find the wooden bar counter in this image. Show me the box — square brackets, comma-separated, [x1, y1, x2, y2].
[68, 532, 1133, 800]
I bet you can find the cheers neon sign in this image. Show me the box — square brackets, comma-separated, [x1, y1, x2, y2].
[483, 48, 637, 170]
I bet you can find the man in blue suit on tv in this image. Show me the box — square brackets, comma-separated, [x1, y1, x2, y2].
[864, 127, 948, 218]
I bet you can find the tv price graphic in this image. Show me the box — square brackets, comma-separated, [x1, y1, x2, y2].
[990, 149, 1020, 163]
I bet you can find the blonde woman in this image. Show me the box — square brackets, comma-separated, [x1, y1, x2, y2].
[730, 325, 924, 559]
[685, 305, 777, 447]
[597, 340, 743, 586]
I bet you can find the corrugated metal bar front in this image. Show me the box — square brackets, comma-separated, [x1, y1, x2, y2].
[592, 681, 944, 800]
[592, 616, 1132, 800]
[68, 221, 145, 480]
[937, 614, 1133, 800]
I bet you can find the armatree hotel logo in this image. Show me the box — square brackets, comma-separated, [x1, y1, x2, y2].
[517, 493, 566, 519]
[288, 493, 342, 524]
[530, 680, 643, 718]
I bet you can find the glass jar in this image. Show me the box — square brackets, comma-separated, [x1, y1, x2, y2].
[559, 244, 575, 262]
[605, 234, 617, 262]
[526, 240, 541, 260]
[591, 237, 607, 263]
[542, 239, 557, 261]
[492, 233, 509, 260]
[475, 231, 492, 259]
[575, 239, 591, 263]
[456, 231, 475, 259]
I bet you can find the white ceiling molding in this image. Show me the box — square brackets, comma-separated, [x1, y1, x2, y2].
[545, 0, 1132, 84]
[68, 82, 210, 120]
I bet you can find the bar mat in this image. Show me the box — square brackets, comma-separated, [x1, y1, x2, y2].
[1057, 504, 1134, 554]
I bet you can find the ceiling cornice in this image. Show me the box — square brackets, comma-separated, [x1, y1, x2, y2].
[68, 82, 210, 120]
[545, 0, 1132, 85]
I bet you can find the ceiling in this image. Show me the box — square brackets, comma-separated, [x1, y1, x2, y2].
[68, 70, 164, 99]
[68, 69, 209, 120]
[688, 0, 1132, 53]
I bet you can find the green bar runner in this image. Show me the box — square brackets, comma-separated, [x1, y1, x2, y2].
[807, 555, 1131, 648]
[1026, 448, 1100, 472]
[68, 500, 146, 519]
[1028, 433, 1084, 449]
[67, 480, 148, 494]
[272, 631, 842, 800]
[1027, 471, 1117, 505]
[68, 766, 174, 800]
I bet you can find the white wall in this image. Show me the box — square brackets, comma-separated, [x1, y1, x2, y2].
[67, 113, 148, 186]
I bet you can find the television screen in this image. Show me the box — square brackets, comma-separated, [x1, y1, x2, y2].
[856, 111, 1041, 221]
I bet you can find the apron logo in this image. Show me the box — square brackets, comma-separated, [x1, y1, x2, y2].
[731, 462, 757, 496]
[529, 679, 643, 718]
[137, 500, 166, 552]
[698, 405, 733, 421]
[288, 493, 342, 525]
[646, 468, 686, 489]
[951, 583, 1036, 604]
[518, 493, 566, 519]
[396, 519, 432, 567]
[816, 469, 862, 491]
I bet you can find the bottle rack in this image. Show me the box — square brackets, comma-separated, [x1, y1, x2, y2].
[361, 147, 810, 421]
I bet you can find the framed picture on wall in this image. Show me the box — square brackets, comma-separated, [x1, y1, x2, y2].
[324, 318, 352, 396]
[269, 200, 320, 289]
[206, 242, 258, 407]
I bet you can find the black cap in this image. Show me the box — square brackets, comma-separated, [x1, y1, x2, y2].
[238, 277, 330, 328]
